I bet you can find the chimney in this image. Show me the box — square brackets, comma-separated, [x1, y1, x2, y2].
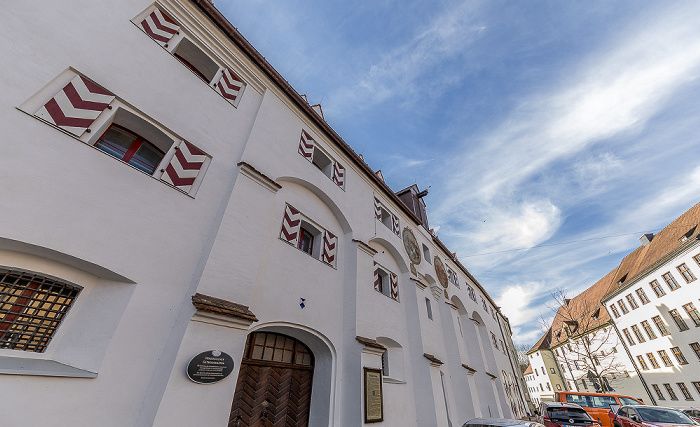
[639, 233, 654, 247]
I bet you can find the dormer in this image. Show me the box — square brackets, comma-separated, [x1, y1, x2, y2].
[395, 184, 429, 230]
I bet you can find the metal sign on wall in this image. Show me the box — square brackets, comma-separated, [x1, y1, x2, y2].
[186, 350, 234, 384]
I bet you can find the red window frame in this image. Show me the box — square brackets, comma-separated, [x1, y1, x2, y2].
[94, 124, 165, 174]
[174, 53, 209, 82]
[297, 227, 314, 255]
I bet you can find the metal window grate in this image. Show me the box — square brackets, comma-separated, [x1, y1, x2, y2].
[0, 269, 81, 353]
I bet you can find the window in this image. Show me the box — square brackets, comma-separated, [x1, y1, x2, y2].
[677, 263, 696, 283]
[94, 124, 165, 174]
[425, 298, 433, 320]
[693, 382, 700, 396]
[646, 353, 660, 369]
[446, 267, 460, 288]
[677, 383, 693, 400]
[0, 268, 82, 353]
[279, 204, 337, 267]
[610, 304, 620, 318]
[491, 332, 498, 349]
[298, 227, 315, 255]
[658, 350, 673, 366]
[669, 309, 689, 331]
[641, 320, 657, 340]
[381, 350, 389, 376]
[662, 272, 680, 291]
[626, 294, 639, 309]
[423, 244, 431, 263]
[301, 131, 346, 189]
[683, 302, 700, 326]
[690, 342, 700, 361]
[637, 355, 648, 370]
[481, 297, 488, 311]
[172, 38, 220, 82]
[664, 383, 678, 400]
[245, 332, 312, 366]
[671, 347, 688, 364]
[631, 325, 645, 343]
[652, 315, 670, 336]
[374, 265, 398, 301]
[546, 382, 551, 391]
[467, 285, 476, 302]
[623, 328, 635, 345]
[695, 254, 700, 268]
[650, 279, 666, 297]
[636, 288, 650, 304]
[311, 146, 334, 178]
[618, 299, 629, 314]
[550, 368, 555, 374]
[652, 384, 665, 400]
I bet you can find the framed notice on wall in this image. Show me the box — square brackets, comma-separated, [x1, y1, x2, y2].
[364, 367, 383, 423]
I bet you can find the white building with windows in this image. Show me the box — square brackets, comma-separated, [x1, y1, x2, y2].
[601, 202, 700, 407]
[0, 1, 527, 426]
[525, 330, 568, 405]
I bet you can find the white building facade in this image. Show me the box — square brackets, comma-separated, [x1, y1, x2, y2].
[0, 1, 527, 426]
[602, 204, 700, 407]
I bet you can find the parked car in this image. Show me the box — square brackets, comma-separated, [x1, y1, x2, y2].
[555, 392, 645, 427]
[681, 409, 700, 423]
[536, 402, 600, 427]
[462, 418, 546, 427]
[609, 405, 697, 427]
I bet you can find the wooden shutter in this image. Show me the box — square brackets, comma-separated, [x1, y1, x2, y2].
[35, 75, 114, 136]
[373, 262, 381, 292]
[139, 8, 179, 46]
[322, 230, 337, 265]
[160, 141, 207, 193]
[332, 161, 345, 188]
[391, 214, 400, 236]
[215, 68, 243, 105]
[298, 130, 314, 161]
[390, 272, 399, 301]
[280, 204, 302, 246]
[374, 197, 382, 220]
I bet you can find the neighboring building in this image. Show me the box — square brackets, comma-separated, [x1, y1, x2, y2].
[601, 202, 700, 407]
[525, 330, 568, 405]
[0, 1, 526, 426]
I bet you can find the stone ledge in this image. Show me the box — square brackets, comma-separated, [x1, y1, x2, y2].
[355, 336, 386, 350]
[423, 353, 443, 366]
[192, 293, 258, 322]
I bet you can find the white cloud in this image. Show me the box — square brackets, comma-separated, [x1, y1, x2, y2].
[496, 283, 550, 345]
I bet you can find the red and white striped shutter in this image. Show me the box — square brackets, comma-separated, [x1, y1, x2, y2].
[374, 197, 382, 220]
[373, 262, 381, 292]
[215, 68, 243, 105]
[332, 161, 345, 188]
[280, 204, 302, 246]
[390, 272, 399, 301]
[322, 230, 337, 265]
[298, 130, 314, 161]
[160, 141, 207, 193]
[139, 8, 179, 46]
[35, 75, 114, 136]
[392, 214, 400, 236]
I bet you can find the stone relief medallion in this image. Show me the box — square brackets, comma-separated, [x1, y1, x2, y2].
[410, 263, 417, 276]
[434, 256, 448, 288]
[444, 289, 449, 299]
[402, 228, 421, 265]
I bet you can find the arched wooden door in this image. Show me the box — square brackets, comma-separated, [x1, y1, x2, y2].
[229, 332, 314, 427]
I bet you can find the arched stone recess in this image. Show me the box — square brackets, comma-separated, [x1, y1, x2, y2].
[448, 295, 481, 419]
[276, 176, 352, 235]
[470, 310, 501, 417]
[367, 237, 409, 274]
[247, 322, 337, 427]
[375, 337, 405, 383]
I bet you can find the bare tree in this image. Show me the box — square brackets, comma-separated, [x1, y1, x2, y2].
[515, 342, 532, 373]
[548, 288, 628, 392]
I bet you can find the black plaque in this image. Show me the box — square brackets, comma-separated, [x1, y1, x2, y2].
[186, 350, 234, 384]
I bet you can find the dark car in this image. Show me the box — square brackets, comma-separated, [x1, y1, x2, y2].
[537, 402, 600, 427]
[462, 418, 546, 427]
[610, 405, 697, 427]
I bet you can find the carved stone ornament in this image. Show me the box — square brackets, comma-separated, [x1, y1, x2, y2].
[434, 256, 448, 289]
[402, 227, 421, 265]
[410, 263, 417, 276]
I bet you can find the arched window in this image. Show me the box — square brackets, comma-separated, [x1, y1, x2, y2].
[243, 332, 313, 367]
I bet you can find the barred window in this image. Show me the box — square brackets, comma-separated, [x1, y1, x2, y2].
[636, 288, 650, 304]
[658, 350, 673, 366]
[649, 279, 665, 297]
[664, 383, 678, 400]
[641, 320, 657, 340]
[677, 263, 696, 283]
[682, 302, 700, 327]
[671, 346, 688, 365]
[662, 272, 680, 291]
[652, 315, 670, 336]
[669, 309, 689, 331]
[626, 294, 639, 309]
[0, 269, 81, 353]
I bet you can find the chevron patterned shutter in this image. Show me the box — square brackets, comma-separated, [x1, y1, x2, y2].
[390, 272, 399, 301]
[280, 204, 302, 246]
[160, 141, 207, 193]
[374, 197, 382, 220]
[332, 161, 345, 188]
[35, 75, 114, 136]
[139, 8, 179, 46]
[298, 130, 314, 161]
[215, 68, 244, 105]
[391, 214, 400, 236]
[322, 230, 337, 265]
[373, 262, 380, 292]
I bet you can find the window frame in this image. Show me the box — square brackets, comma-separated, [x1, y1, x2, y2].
[663, 383, 678, 400]
[93, 124, 166, 175]
[626, 294, 639, 309]
[669, 309, 689, 331]
[636, 355, 648, 370]
[635, 288, 650, 304]
[677, 263, 696, 283]
[652, 315, 670, 336]
[662, 272, 681, 291]
[690, 342, 700, 361]
[631, 324, 645, 343]
[682, 302, 700, 327]
[652, 384, 665, 400]
[658, 350, 673, 366]
[641, 320, 657, 340]
[671, 346, 688, 365]
[618, 299, 629, 314]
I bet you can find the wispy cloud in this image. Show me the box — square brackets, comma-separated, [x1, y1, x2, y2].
[496, 283, 550, 345]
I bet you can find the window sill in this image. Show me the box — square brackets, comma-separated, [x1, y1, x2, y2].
[0, 353, 97, 378]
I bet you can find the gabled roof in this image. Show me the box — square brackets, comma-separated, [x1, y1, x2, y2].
[523, 364, 533, 375]
[527, 328, 551, 354]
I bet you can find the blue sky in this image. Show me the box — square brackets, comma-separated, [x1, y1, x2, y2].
[219, 0, 700, 345]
